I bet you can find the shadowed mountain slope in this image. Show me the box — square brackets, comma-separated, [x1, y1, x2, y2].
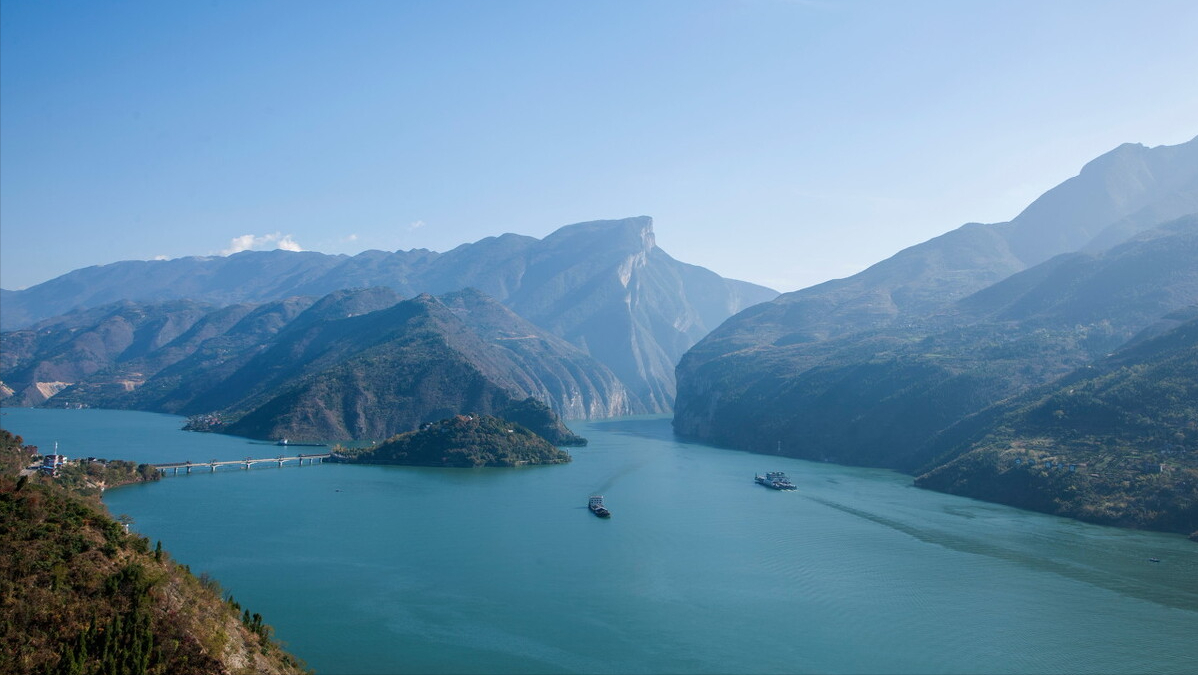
[677, 216, 1198, 471]
[676, 137, 1198, 481]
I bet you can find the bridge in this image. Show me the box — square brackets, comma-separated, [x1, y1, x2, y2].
[152, 453, 332, 475]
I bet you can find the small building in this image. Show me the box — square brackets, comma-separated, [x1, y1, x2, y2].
[40, 454, 67, 474]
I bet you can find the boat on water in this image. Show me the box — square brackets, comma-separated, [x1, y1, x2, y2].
[588, 495, 611, 518]
[755, 471, 797, 490]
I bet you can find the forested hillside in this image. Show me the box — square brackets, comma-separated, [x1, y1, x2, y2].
[335, 413, 572, 468]
[0, 428, 309, 674]
[915, 312, 1198, 537]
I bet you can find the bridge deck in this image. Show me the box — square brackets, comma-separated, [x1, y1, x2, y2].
[152, 454, 332, 473]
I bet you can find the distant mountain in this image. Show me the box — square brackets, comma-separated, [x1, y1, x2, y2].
[915, 310, 1198, 537]
[683, 138, 1198, 356]
[0, 217, 778, 411]
[675, 136, 1198, 485]
[1, 288, 640, 441]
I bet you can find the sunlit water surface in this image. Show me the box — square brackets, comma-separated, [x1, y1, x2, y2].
[5, 408, 1197, 674]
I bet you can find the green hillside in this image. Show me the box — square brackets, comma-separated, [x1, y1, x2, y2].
[335, 414, 572, 468]
[915, 315, 1198, 537]
[0, 428, 309, 674]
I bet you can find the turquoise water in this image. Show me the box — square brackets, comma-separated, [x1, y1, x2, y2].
[5, 408, 1197, 674]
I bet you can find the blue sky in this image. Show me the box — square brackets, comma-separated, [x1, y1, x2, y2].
[2, 0, 1196, 293]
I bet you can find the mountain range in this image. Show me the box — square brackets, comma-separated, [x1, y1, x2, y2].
[672, 136, 1198, 534]
[3, 137, 1197, 534]
[1, 287, 643, 441]
[0, 217, 778, 412]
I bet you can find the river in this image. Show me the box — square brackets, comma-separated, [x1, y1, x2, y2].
[4, 408, 1196, 674]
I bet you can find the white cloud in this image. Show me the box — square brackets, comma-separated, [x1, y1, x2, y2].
[341, 233, 359, 243]
[153, 255, 169, 261]
[408, 220, 426, 231]
[221, 232, 305, 256]
[276, 235, 303, 252]
[222, 235, 257, 255]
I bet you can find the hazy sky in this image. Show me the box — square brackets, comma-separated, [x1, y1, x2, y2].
[2, 0, 1196, 293]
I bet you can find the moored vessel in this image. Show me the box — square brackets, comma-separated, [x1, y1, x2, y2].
[755, 471, 796, 490]
[588, 495, 611, 518]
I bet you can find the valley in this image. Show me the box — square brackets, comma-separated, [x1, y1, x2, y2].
[5, 5, 1197, 672]
[4, 139, 1198, 540]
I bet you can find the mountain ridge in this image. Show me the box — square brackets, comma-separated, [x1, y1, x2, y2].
[674, 136, 1198, 531]
[1, 216, 778, 411]
[1, 288, 639, 441]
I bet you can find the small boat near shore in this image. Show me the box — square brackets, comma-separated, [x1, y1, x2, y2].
[276, 438, 327, 447]
[755, 471, 797, 490]
[588, 495, 611, 518]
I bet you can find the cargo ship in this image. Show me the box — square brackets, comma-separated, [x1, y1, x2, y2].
[588, 495, 611, 518]
[755, 471, 796, 490]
